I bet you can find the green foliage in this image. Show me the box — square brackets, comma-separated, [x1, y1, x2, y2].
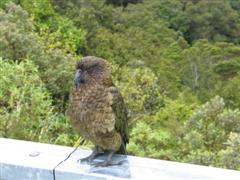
[105, 0, 142, 7]
[20, 0, 85, 54]
[0, 3, 36, 60]
[230, 0, 240, 16]
[0, 3, 78, 111]
[113, 63, 163, 120]
[181, 96, 240, 168]
[218, 133, 240, 170]
[37, 18, 86, 54]
[144, 0, 240, 44]
[128, 120, 174, 159]
[0, 58, 79, 145]
[127, 95, 196, 160]
[42, 113, 79, 146]
[215, 74, 240, 109]
[145, 0, 190, 34]
[0, 59, 54, 141]
[185, 0, 240, 43]
[20, 0, 55, 20]
[0, 0, 16, 9]
[179, 40, 240, 101]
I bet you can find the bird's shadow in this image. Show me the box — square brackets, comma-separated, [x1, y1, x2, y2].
[83, 154, 131, 179]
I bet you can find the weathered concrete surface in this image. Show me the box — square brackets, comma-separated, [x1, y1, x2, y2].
[0, 138, 73, 180]
[56, 149, 240, 180]
[55, 149, 130, 180]
[1, 138, 240, 180]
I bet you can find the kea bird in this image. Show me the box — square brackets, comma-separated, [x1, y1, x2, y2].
[67, 56, 129, 167]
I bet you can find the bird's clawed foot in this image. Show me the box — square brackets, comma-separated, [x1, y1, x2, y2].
[77, 148, 100, 164]
[78, 155, 94, 164]
[90, 150, 123, 167]
[78, 149, 123, 167]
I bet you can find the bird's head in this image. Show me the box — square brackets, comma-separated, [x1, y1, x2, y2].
[74, 56, 111, 87]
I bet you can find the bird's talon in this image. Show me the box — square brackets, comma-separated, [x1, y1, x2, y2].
[77, 157, 93, 164]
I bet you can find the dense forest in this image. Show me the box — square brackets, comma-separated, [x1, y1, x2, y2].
[1, 0, 240, 170]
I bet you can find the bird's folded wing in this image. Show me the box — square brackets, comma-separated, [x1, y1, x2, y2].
[108, 86, 129, 144]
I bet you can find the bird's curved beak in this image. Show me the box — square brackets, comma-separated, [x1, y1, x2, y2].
[74, 69, 82, 87]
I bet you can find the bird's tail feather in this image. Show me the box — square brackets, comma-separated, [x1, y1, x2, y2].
[117, 143, 127, 154]
[116, 137, 127, 154]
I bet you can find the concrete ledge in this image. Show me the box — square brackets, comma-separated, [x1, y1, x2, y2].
[1, 138, 240, 180]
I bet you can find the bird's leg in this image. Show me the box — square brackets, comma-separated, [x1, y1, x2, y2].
[91, 150, 124, 167]
[78, 146, 102, 164]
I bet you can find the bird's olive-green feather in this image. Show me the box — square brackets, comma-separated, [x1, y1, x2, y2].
[109, 86, 129, 145]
